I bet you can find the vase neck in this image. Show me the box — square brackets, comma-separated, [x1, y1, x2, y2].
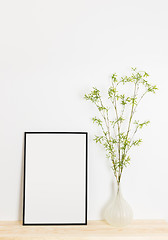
[116, 182, 121, 194]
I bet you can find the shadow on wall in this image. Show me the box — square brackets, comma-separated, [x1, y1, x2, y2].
[18, 135, 25, 221]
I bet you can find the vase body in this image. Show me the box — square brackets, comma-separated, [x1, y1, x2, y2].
[104, 182, 133, 227]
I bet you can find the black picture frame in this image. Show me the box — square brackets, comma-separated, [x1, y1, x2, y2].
[23, 132, 88, 225]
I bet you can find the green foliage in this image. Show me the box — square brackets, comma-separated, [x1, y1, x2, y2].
[84, 87, 100, 103]
[84, 68, 158, 184]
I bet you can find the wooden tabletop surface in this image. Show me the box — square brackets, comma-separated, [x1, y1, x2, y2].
[0, 220, 168, 240]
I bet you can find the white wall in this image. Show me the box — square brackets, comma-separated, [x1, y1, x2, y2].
[0, 0, 168, 221]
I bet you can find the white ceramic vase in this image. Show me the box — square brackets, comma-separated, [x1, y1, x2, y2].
[104, 182, 133, 227]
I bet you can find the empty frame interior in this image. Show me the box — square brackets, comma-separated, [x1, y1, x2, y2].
[23, 132, 87, 225]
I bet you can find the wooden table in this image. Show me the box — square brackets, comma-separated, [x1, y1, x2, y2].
[0, 220, 168, 240]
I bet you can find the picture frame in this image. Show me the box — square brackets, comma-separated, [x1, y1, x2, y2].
[23, 132, 87, 225]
